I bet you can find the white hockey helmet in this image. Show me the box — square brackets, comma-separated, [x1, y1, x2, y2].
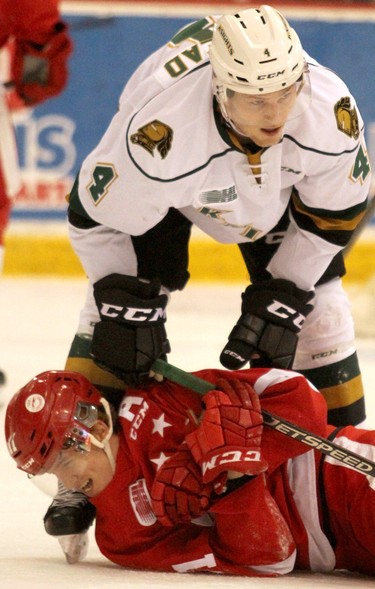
[210, 5, 305, 98]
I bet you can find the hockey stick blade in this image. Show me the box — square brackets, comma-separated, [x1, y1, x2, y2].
[152, 359, 375, 478]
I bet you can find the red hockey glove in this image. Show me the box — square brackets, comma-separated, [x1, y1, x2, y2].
[186, 378, 268, 483]
[151, 447, 216, 527]
[11, 22, 73, 106]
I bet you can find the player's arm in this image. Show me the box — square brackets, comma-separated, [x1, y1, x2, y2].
[268, 116, 371, 291]
[67, 171, 193, 386]
[189, 367, 328, 472]
[328, 427, 375, 575]
[114, 480, 296, 576]
[151, 377, 268, 527]
[130, 377, 295, 574]
[149, 472, 296, 575]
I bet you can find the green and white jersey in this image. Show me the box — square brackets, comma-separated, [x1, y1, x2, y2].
[69, 17, 371, 291]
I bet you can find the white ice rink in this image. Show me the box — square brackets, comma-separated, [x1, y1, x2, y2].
[0, 278, 374, 588]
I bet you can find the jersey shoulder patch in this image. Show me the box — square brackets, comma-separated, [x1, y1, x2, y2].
[334, 96, 360, 140]
[130, 120, 173, 159]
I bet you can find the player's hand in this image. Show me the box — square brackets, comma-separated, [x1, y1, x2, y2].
[186, 378, 268, 483]
[220, 278, 314, 370]
[92, 274, 170, 386]
[11, 21, 72, 106]
[151, 447, 215, 527]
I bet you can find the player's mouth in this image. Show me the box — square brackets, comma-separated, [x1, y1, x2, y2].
[80, 478, 93, 494]
[260, 126, 282, 136]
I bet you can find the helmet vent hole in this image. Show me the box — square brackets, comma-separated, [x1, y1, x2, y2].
[234, 59, 244, 65]
[30, 429, 36, 441]
[234, 14, 247, 28]
[40, 437, 54, 459]
[40, 442, 48, 457]
[236, 76, 249, 83]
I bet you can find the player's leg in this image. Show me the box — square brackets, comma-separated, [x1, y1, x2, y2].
[0, 85, 22, 396]
[322, 424, 375, 574]
[239, 234, 365, 425]
[64, 282, 127, 406]
[0, 168, 13, 394]
[293, 278, 365, 426]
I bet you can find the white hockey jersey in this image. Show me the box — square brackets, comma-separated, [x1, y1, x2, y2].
[69, 16, 371, 292]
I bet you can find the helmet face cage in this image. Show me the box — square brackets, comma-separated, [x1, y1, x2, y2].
[61, 402, 104, 454]
[5, 371, 104, 476]
[210, 5, 306, 116]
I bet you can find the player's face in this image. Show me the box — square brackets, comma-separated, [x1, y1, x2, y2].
[225, 85, 297, 147]
[47, 440, 115, 497]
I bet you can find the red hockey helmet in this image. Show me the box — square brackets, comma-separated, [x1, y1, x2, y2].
[5, 371, 104, 476]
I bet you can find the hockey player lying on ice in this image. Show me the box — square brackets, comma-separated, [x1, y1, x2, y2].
[5, 366, 375, 576]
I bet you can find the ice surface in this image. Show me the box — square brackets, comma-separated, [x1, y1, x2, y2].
[0, 278, 374, 588]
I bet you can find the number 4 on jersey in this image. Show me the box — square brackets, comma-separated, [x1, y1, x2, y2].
[88, 163, 118, 204]
[350, 144, 371, 185]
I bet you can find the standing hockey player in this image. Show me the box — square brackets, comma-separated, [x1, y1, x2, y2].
[0, 0, 72, 384]
[54, 4, 371, 545]
[66, 5, 370, 427]
[5, 367, 375, 576]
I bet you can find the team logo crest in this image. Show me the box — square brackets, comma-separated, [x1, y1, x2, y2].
[334, 97, 359, 140]
[130, 119, 173, 159]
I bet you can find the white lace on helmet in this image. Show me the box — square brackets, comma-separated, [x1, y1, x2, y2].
[210, 5, 309, 120]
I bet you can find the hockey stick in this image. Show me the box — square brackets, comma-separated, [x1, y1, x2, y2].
[152, 359, 375, 478]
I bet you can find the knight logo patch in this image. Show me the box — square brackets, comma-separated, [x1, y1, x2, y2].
[130, 120, 173, 159]
[334, 97, 359, 140]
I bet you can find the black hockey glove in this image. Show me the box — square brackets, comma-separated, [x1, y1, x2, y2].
[92, 274, 170, 386]
[220, 279, 314, 370]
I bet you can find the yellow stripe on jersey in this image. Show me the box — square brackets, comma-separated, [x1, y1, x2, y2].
[292, 192, 367, 232]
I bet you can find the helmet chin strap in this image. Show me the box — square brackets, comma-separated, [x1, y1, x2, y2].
[89, 398, 116, 473]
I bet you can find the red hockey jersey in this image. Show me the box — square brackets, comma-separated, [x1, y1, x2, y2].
[90, 367, 375, 576]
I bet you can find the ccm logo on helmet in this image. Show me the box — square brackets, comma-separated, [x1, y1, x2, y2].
[100, 303, 166, 322]
[258, 70, 286, 80]
[202, 450, 261, 475]
[21, 457, 36, 472]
